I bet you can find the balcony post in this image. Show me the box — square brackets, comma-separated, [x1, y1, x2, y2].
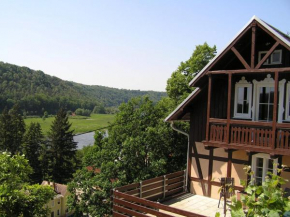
[226, 72, 232, 143]
[206, 75, 212, 141]
[272, 71, 279, 149]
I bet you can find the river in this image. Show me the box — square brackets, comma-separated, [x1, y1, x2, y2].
[73, 132, 95, 150]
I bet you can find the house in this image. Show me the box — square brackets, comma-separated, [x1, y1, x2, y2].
[165, 15, 290, 199]
[41, 181, 72, 217]
[112, 16, 290, 216]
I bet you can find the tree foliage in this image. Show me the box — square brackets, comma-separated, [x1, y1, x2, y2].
[0, 61, 166, 115]
[23, 122, 44, 183]
[68, 97, 188, 216]
[45, 108, 77, 183]
[0, 152, 54, 217]
[166, 42, 216, 104]
[0, 105, 25, 155]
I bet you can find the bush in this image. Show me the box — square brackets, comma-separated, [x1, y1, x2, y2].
[75, 108, 91, 117]
[229, 165, 290, 217]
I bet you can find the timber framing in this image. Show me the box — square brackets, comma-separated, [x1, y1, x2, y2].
[207, 67, 290, 74]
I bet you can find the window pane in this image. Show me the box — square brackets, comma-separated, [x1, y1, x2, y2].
[259, 104, 268, 121]
[243, 101, 249, 113]
[259, 87, 269, 103]
[237, 103, 243, 113]
[243, 88, 248, 100]
[269, 105, 273, 121]
[256, 177, 262, 185]
[272, 51, 281, 63]
[237, 87, 249, 114]
[257, 158, 263, 167]
[269, 87, 274, 104]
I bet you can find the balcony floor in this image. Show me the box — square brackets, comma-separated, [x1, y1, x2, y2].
[162, 193, 231, 217]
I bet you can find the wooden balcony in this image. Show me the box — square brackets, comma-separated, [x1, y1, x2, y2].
[204, 118, 290, 155]
[112, 170, 207, 217]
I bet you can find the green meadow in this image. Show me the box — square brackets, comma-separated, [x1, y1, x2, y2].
[24, 114, 115, 135]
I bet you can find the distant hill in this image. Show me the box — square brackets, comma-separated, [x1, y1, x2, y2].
[0, 62, 166, 115]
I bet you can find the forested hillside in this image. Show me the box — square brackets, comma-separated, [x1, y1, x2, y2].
[0, 62, 166, 115]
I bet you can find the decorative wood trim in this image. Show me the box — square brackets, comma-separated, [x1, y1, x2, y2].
[207, 24, 252, 72]
[251, 24, 256, 68]
[203, 141, 290, 156]
[207, 67, 290, 74]
[256, 22, 290, 51]
[255, 41, 280, 69]
[206, 75, 212, 141]
[226, 73, 232, 143]
[231, 47, 250, 70]
[190, 177, 244, 191]
[190, 152, 248, 165]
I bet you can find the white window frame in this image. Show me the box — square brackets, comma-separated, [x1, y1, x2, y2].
[252, 74, 286, 123]
[251, 153, 278, 183]
[258, 49, 282, 65]
[234, 77, 252, 119]
[285, 82, 290, 121]
[271, 49, 282, 64]
[258, 51, 269, 65]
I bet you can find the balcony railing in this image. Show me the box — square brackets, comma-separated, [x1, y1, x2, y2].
[112, 170, 206, 217]
[207, 118, 290, 154]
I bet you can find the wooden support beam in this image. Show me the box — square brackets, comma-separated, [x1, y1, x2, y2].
[206, 75, 212, 141]
[227, 150, 233, 177]
[231, 47, 251, 70]
[257, 22, 290, 51]
[207, 149, 213, 197]
[207, 67, 290, 74]
[255, 41, 279, 69]
[226, 73, 232, 143]
[251, 23, 256, 68]
[272, 71, 279, 149]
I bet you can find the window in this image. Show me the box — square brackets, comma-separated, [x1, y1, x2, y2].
[51, 199, 54, 207]
[252, 74, 286, 123]
[51, 212, 54, 217]
[258, 51, 269, 65]
[271, 50, 282, 64]
[57, 210, 60, 216]
[252, 153, 278, 185]
[57, 199, 60, 204]
[257, 86, 275, 121]
[258, 49, 282, 65]
[234, 77, 252, 119]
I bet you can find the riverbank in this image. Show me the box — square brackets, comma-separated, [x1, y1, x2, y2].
[24, 114, 115, 135]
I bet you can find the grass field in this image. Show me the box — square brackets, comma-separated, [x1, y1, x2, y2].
[24, 114, 115, 135]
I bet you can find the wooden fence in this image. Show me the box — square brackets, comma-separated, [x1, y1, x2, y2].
[112, 170, 206, 217]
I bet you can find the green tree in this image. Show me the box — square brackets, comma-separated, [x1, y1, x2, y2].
[166, 42, 216, 104]
[23, 122, 44, 183]
[68, 97, 188, 216]
[0, 152, 54, 217]
[0, 105, 25, 155]
[46, 108, 77, 183]
[68, 167, 118, 217]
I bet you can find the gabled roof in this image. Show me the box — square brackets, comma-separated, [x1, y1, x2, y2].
[188, 15, 290, 87]
[165, 16, 290, 122]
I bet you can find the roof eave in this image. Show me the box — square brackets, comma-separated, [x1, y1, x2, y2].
[164, 88, 200, 122]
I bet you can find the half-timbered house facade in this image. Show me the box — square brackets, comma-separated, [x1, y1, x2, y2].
[165, 16, 290, 199]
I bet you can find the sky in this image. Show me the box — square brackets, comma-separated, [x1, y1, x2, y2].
[0, 1, 289, 91]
